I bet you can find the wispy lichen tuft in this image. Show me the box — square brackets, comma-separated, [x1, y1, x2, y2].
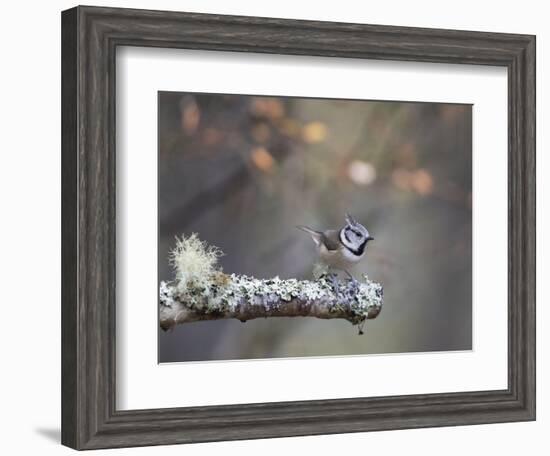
[169, 233, 224, 297]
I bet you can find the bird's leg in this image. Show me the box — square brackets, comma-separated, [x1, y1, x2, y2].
[326, 271, 340, 295]
[344, 269, 356, 281]
[344, 270, 359, 295]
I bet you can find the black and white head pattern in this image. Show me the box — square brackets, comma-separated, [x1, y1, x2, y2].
[339, 213, 373, 256]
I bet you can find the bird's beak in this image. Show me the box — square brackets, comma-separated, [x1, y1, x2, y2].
[367, 236, 374, 242]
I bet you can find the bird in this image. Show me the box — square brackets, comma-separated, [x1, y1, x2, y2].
[297, 213, 374, 283]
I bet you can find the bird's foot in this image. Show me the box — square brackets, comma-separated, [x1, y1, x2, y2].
[344, 270, 360, 295]
[325, 272, 341, 295]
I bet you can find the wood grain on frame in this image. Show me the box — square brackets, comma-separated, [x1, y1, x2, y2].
[61, 5, 535, 450]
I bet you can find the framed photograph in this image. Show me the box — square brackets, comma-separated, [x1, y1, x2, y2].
[61, 5, 535, 450]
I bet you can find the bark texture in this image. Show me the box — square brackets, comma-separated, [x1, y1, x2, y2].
[159, 274, 383, 331]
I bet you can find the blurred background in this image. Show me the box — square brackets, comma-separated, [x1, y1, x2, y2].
[158, 91, 472, 363]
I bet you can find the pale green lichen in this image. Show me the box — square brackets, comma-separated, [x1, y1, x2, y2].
[159, 280, 175, 308]
[214, 274, 335, 311]
[352, 274, 384, 314]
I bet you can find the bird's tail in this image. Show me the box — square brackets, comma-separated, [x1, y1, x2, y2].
[296, 225, 322, 246]
[296, 225, 320, 235]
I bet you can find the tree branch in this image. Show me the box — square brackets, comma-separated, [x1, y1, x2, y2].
[159, 274, 383, 331]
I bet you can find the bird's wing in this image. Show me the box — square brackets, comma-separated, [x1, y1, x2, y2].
[321, 230, 341, 251]
[296, 225, 323, 246]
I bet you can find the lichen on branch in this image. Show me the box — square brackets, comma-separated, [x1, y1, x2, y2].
[159, 233, 383, 332]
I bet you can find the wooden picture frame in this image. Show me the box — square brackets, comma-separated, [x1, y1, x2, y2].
[61, 5, 535, 450]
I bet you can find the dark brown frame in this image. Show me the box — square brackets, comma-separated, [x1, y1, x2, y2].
[61, 5, 536, 450]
